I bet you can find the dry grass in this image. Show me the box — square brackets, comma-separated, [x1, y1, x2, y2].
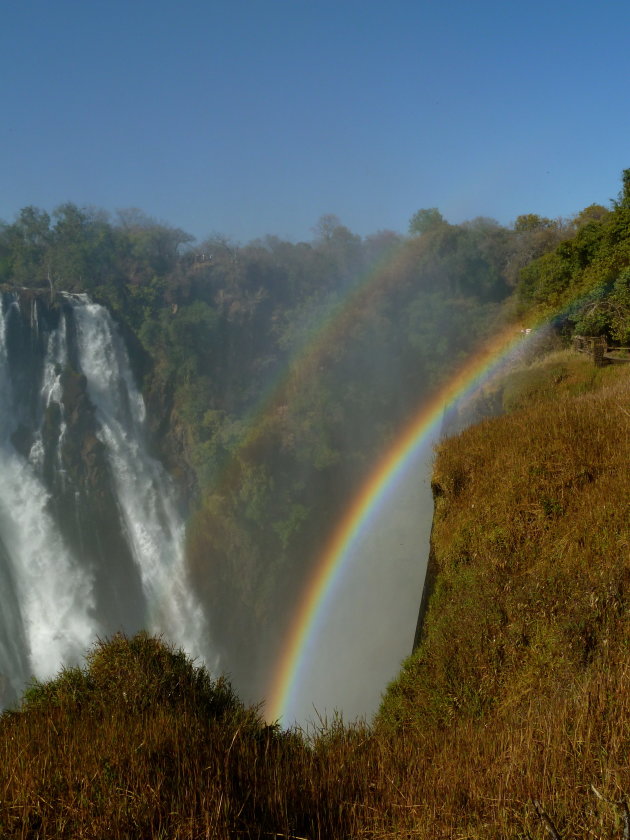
[379, 356, 630, 837]
[0, 355, 628, 839]
[0, 634, 376, 839]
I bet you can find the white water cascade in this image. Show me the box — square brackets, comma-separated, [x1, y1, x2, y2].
[0, 297, 97, 701]
[28, 302, 68, 476]
[72, 298, 209, 661]
[0, 293, 212, 707]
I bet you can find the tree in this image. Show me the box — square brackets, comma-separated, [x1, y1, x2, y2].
[408, 208, 445, 236]
[572, 204, 609, 229]
[47, 203, 121, 289]
[311, 215, 362, 287]
[363, 229, 403, 264]
[4, 206, 52, 285]
[513, 213, 555, 232]
[311, 214, 342, 242]
[613, 167, 630, 209]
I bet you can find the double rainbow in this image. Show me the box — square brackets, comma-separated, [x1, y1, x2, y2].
[264, 321, 541, 723]
[194, 237, 549, 724]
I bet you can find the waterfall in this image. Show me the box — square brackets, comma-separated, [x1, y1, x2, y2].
[28, 303, 67, 475]
[0, 297, 97, 702]
[72, 299, 209, 662]
[0, 292, 212, 707]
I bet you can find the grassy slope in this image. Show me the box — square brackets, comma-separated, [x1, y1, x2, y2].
[0, 634, 374, 839]
[378, 350, 630, 837]
[0, 352, 628, 839]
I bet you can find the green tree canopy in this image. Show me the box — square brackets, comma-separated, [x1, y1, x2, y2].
[408, 208, 445, 236]
[513, 213, 556, 232]
[572, 203, 609, 229]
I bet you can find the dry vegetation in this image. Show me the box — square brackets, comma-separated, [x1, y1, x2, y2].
[380, 352, 630, 837]
[0, 634, 376, 839]
[0, 354, 628, 839]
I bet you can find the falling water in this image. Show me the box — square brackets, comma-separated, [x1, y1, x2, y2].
[0, 293, 212, 707]
[72, 298, 209, 662]
[28, 304, 67, 475]
[0, 297, 97, 702]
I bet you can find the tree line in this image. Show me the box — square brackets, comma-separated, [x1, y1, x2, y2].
[2, 182, 628, 700]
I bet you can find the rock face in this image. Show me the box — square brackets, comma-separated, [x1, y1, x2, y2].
[0, 289, 212, 707]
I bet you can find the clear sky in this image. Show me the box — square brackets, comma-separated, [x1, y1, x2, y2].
[2, 0, 630, 244]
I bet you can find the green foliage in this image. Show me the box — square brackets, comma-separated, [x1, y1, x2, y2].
[616, 166, 630, 209]
[273, 502, 309, 548]
[567, 282, 613, 336]
[0, 198, 537, 707]
[516, 171, 630, 340]
[572, 202, 609, 228]
[0, 206, 51, 284]
[609, 268, 630, 342]
[513, 212, 555, 231]
[408, 206, 445, 235]
[3, 178, 630, 837]
[161, 301, 219, 376]
[518, 248, 574, 305]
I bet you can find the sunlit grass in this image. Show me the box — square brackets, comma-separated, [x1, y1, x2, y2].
[1, 355, 628, 838]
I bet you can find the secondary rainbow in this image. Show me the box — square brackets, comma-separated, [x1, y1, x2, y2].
[265, 321, 541, 722]
[200, 244, 411, 488]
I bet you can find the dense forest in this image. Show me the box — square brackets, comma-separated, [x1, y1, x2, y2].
[0, 172, 629, 837]
[0, 195, 580, 699]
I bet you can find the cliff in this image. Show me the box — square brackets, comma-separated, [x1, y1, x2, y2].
[0, 344, 628, 839]
[377, 349, 630, 836]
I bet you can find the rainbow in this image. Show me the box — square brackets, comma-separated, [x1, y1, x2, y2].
[265, 321, 543, 723]
[196, 245, 410, 494]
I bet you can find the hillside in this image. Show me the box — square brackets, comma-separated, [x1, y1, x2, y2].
[2, 173, 630, 836]
[0, 349, 627, 839]
[377, 349, 630, 837]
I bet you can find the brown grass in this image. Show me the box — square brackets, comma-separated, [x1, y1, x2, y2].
[379, 356, 630, 837]
[0, 355, 628, 839]
[0, 634, 376, 839]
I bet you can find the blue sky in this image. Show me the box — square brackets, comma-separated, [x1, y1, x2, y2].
[2, 0, 630, 244]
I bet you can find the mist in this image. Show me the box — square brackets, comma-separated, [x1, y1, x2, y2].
[0, 205, 544, 721]
[279, 443, 436, 726]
